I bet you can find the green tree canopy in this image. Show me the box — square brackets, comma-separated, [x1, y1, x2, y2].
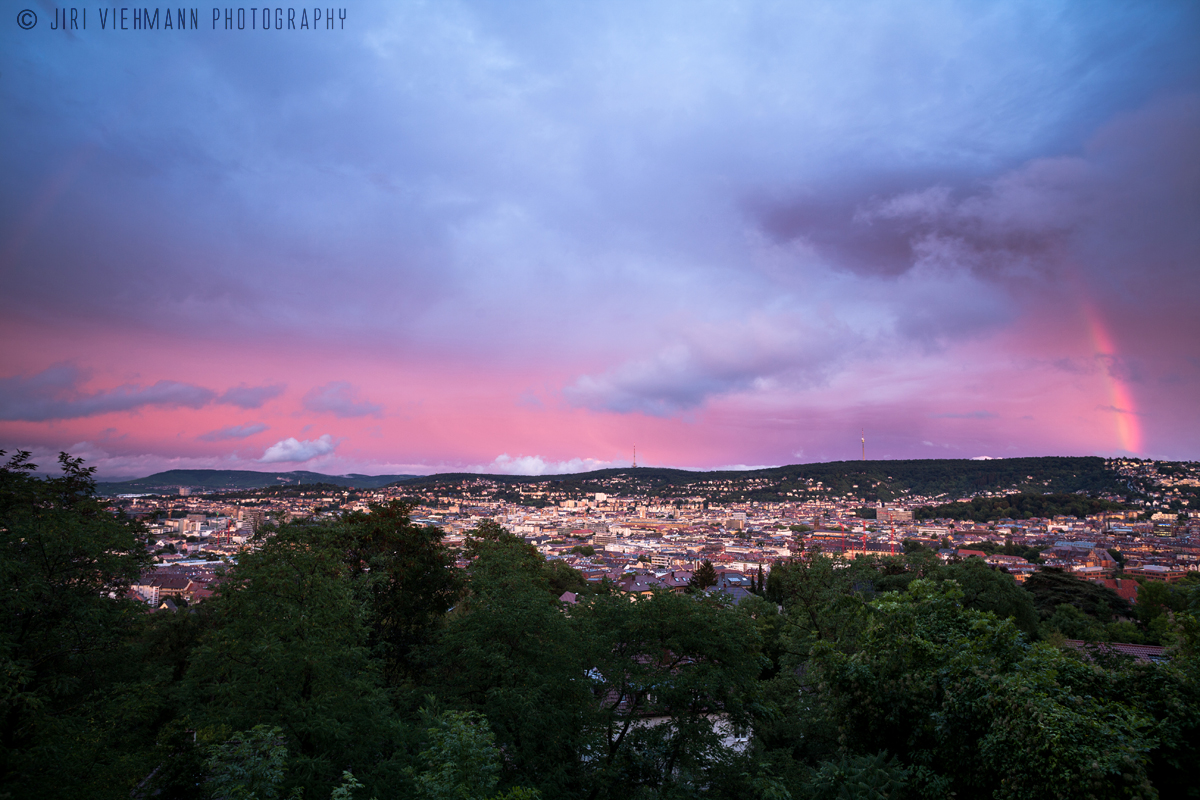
[0, 451, 151, 796]
[183, 518, 403, 795]
[1023, 568, 1132, 622]
[689, 560, 718, 592]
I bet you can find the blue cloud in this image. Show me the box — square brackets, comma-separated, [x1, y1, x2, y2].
[198, 423, 269, 441]
[302, 382, 383, 418]
[0, 366, 216, 422]
[218, 384, 286, 409]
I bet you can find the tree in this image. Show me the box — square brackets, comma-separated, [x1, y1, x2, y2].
[428, 522, 591, 798]
[571, 590, 764, 800]
[327, 501, 462, 682]
[689, 560, 718, 592]
[1023, 568, 1131, 622]
[543, 559, 588, 598]
[939, 558, 1039, 639]
[410, 708, 539, 800]
[183, 519, 401, 796]
[1043, 603, 1107, 641]
[1107, 548, 1126, 570]
[801, 580, 1160, 799]
[802, 752, 910, 800]
[0, 451, 151, 798]
[204, 725, 298, 800]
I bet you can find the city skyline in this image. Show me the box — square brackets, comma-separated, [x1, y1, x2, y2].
[2, 1, 1198, 478]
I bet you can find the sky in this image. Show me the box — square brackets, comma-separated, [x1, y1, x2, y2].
[1, 1, 1198, 478]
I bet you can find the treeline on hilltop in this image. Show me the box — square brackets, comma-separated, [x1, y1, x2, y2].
[394, 456, 1125, 505]
[212, 482, 357, 500]
[3, 451, 1198, 800]
[96, 469, 416, 494]
[728, 456, 1121, 503]
[914, 492, 1131, 522]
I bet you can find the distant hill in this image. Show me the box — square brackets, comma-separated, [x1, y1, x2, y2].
[94, 456, 1129, 504]
[389, 456, 1126, 503]
[96, 469, 418, 494]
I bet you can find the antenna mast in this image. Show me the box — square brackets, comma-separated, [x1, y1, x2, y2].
[861, 428, 865, 461]
[632, 445, 637, 469]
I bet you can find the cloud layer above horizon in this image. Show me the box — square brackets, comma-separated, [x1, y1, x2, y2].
[1, 0, 1198, 478]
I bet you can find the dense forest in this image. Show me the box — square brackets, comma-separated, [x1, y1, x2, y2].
[3, 452, 1198, 800]
[914, 493, 1131, 522]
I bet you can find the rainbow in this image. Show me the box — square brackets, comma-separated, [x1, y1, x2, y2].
[0, 143, 96, 269]
[1080, 301, 1142, 454]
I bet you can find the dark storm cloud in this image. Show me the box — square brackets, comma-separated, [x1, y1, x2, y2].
[4, 0, 1196, 354]
[570, 95, 1199, 415]
[751, 95, 1200, 289]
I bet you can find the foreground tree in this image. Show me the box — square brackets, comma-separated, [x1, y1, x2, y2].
[572, 589, 764, 800]
[330, 501, 463, 682]
[688, 560, 718, 592]
[182, 519, 406, 797]
[426, 522, 591, 798]
[0, 451, 151, 798]
[797, 580, 1165, 798]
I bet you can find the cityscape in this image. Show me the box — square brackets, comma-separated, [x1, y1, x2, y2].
[112, 456, 1200, 609]
[3, 1, 1200, 798]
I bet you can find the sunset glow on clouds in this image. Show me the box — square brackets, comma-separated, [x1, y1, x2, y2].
[1, 1, 1198, 477]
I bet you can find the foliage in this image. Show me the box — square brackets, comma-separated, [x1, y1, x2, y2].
[689, 560, 718, 592]
[429, 522, 590, 797]
[572, 589, 764, 799]
[543, 559, 589, 598]
[205, 725, 300, 800]
[405, 707, 541, 800]
[410, 709, 502, 800]
[4, 456, 1199, 800]
[329, 501, 463, 681]
[0, 451, 151, 797]
[1023, 568, 1131, 622]
[915, 492, 1127, 522]
[802, 752, 910, 800]
[183, 517, 403, 795]
[804, 581, 1160, 799]
[937, 559, 1040, 638]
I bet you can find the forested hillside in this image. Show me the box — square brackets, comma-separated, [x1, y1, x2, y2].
[95, 456, 1127, 505]
[3, 452, 1197, 800]
[915, 492, 1130, 521]
[396, 456, 1125, 505]
[96, 469, 417, 494]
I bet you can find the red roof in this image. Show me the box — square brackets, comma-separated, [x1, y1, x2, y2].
[1092, 578, 1139, 603]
